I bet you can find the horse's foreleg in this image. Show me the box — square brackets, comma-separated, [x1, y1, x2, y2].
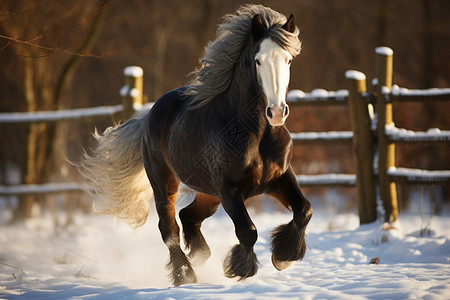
[267, 167, 313, 271]
[220, 189, 259, 280]
[180, 193, 220, 266]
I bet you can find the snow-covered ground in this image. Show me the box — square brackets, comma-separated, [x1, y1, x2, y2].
[0, 197, 449, 299]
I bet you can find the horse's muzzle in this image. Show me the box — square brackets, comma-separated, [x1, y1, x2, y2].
[266, 103, 289, 126]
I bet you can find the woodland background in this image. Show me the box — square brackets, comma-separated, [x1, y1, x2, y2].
[0, 0, 449, 220]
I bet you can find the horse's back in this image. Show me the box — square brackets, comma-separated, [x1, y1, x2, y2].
[144, 87, 190, 148]
[146, 87, 189, 127]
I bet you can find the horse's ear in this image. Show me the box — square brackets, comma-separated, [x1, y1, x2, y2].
[282, 14, 296, 33]
[251, 14, 265, 40]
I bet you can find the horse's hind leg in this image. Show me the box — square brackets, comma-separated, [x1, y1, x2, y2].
[267, 167, 313, 271]
[154, 179, 198, 286]
[143, 155, 196, 286]
[179, 193, 220, 265]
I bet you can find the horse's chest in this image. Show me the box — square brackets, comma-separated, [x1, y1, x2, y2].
[248, 155, 286, 185]
[229, 143, 287, 196]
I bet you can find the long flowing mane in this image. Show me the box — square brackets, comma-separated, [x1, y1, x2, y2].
[185, 4, 302, 108]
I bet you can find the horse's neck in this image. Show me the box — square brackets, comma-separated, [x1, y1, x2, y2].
[226, 64, 267, 131]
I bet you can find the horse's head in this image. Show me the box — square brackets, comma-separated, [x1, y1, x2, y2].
[252, 14, 297, 127]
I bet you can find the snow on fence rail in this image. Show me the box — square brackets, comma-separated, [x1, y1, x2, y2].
[387, 85, 450, 103]
[0, 183, 86, 196]
[296, 174, 356, 187]
[385, 124, 450, 143]
[0, 105, 123, 124]
[387, 167, 450, 185]
[290, 131, 353, 144]
[0, 103, 154, 124]
[287, 89, 349, 105]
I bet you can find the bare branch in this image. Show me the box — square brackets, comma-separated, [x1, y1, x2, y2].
[0, 34, 113, 59]
[0, 1, 115, 59]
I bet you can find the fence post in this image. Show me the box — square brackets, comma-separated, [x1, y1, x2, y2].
[346, 70, 377, 224]
[375, 47, 398, 223]
[120, 66, 144, 119]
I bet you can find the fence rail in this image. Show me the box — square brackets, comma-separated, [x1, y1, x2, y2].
[290, 131, 353, 144]
[287, 88, 356, 187]
[1, 49, 449, 225]
[385, 125, 450, 143]
[287, 89, 349, 105]
[296, 174, 356, 187]
[0, 183, 86, 196]
[387, 168, 450, 185]
[0, 105, 122, 124]
[0, 103, 154, 124]
[387, 85, 450, 103]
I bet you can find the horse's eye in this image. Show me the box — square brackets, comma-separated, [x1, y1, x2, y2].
[255, 59, 261, 66]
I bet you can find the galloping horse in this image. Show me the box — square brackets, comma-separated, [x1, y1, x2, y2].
[79, 4, 312, 286]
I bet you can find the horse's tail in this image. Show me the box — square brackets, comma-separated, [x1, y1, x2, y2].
[78, 110, 152, 228]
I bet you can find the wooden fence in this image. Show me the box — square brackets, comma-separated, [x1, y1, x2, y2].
[273, 46, 449, 224]
[0, 66, 149, 196]
[1, 48, 449, 225]
[374, 47, 450, 223]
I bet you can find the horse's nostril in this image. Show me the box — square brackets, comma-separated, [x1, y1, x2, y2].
[284, 104, 289, 117]
[266, 107, 273, 119]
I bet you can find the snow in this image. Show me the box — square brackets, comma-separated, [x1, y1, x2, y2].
[0, 105, 123, 124]
[1, 202, 449, 299]
[381, 86, 391, 97]
[123, 66, 143, 78]
[375, 47, 393, 56]
[0, 103, 153, 124]
[345, 70, 366, 81]
[286, 89, 305, 99]
[120, 86, 131, 97]
[296, 174, 356, 186]
[0, 182, 85, 196]
[385, 123, 450, 143]
[120, 86, 140, 98]
[287, 89, 349, 102]
[335, 89, 349, 100]
[390, 85, 450, 97]
[290, 131, 353, 142]
[388, 167, 450, 183]
[310, 88, 329, 98]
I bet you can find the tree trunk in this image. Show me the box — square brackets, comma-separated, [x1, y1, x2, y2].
[12, 0, 110, 221]
[51, 0, 109, 180]
[14, 56, 38, 221]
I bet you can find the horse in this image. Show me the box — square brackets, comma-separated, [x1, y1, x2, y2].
[78, 4, 312, 287]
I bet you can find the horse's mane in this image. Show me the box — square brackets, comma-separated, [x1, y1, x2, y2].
[185, 4, 302, 108]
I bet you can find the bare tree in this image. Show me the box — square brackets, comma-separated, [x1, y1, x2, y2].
[0, 0, 111, 220]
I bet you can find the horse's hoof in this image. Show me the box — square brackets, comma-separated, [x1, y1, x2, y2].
[223, 244, 258, 279]
[173, 268, 197, 286]
[271, 254, 293, 271]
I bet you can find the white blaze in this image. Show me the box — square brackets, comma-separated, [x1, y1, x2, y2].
[255, 38, 293, 126]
